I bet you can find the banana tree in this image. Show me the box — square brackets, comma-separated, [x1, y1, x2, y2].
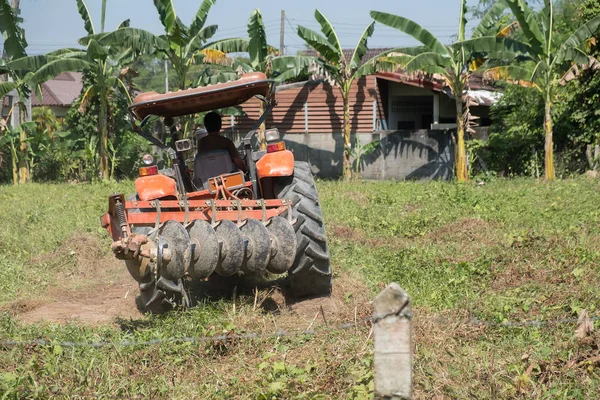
[87, 0, 249, 136]
[198, 9, 316, 149]
[484, 0, 600, 180]
[0, 121, 34, 184]
[7, 0, 139, 180]
[0, 0, 30, 183]
[72, 0, 138, 180]
[0, 72, 33, 183]
[0, 124, 20, 184]
[10, 0, 147, 180]
[370, 0, 529, 181]
[28, 106, 59, 179]
[199, 9, 315, 85]
[297, 9, 401, 181]
[0, 0, 26, 61]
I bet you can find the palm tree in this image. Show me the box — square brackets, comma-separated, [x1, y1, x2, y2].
[370, 0, 528, 181]
[296, 9, 398, 181]
[485, 0, 600, 180]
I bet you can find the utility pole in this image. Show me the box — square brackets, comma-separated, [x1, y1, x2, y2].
[280, 10, 285, 56]
[165, 60, 169, 93]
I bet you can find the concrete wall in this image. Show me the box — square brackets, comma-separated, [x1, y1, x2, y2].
[223, 129, 455, 180]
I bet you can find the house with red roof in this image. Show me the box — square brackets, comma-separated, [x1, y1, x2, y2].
[2, 71, 83, 121]
[32, 72, 83, 117]
[226, 48, 501, 179]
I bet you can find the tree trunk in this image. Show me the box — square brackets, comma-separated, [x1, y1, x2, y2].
[11, 144, 18, 185]
[455, 98, 468, 182]
[98, 90, 109, 180]
[544, 94, 555, 181]
[258, 100, 267, 151]
[18, 105, 28, 184]
[343, 90, 351, 182]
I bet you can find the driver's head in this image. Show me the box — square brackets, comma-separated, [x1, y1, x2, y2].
[204, 111, 222, 133]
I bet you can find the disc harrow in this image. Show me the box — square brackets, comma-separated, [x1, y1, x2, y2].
[106, 197, 297, 310]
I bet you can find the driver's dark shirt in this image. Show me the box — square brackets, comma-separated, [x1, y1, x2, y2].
[198, 132, 247, 172]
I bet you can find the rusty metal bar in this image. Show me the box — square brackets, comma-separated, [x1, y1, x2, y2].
[125, 207, 288, 226]
[125, 199, 288, 210]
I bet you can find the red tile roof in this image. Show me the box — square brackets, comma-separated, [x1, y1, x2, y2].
[2, 72, 83, 109]
[32, 72, 83, 107]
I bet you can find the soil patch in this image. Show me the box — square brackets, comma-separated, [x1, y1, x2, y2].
[330, 223, 413, 249]
[16, 281, 140, 326]
[8, 233, 143, 326]
[427, 218, 495, 244]
[10, 229, 373, 328]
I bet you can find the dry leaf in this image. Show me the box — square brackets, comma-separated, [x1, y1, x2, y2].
[575, 309, 594, 340]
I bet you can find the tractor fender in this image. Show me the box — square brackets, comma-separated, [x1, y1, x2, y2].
[135, 174, 178, 201]
[256, 150, 295, 179]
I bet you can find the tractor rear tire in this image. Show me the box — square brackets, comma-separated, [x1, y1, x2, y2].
[274, 161, 332, 298]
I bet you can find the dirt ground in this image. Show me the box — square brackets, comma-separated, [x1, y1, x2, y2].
[5, 234, 370, 327]
[6, 263, 140, 326]
[15, 282, 140, 325]
[8, 273, 368, 328]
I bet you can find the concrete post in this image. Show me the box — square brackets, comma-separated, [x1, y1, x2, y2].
[304, 102, 308, 133]
[373, 100, 377, 131]
[373, 283, 412, 400]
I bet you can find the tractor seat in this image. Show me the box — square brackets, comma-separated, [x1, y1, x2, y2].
[193, 149, 238, 189]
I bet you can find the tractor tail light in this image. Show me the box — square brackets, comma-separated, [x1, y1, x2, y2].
[139, 165, 159, 177]
[267, 141, 286, 153]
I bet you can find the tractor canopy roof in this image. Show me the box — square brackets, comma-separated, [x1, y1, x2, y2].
[129, 72, 271, 120]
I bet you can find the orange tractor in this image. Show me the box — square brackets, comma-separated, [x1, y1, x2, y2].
[100, 72, 332, 312]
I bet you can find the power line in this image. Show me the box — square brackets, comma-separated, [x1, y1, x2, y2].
[287, 19, 458, 34]
[290, 24, 458, 35]
[290, 18, 458, 29]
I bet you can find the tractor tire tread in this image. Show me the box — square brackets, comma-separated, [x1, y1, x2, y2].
[275, 161, 332, 298]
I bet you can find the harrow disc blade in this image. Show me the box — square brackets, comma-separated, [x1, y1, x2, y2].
[266, 216, 297, 274]
[157, 220, 191, 281]
[240, 218, 271, 275]
[214, 220, 244, 276]
[186, 220, 219, 279]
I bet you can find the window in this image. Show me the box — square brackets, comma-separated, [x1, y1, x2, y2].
[391, 96, 432, 114]
[397, 121, 415, 130]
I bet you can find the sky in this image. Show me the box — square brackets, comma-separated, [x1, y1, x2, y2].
[7, 0, 482, 56]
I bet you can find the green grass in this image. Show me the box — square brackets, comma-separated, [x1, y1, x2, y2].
[1, 178, 600, 398]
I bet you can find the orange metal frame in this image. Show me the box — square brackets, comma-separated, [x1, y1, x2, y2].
[101, 197, 290, 241]
[128, 200, 287, 223]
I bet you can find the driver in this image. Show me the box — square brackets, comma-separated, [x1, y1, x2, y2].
[198, 111, 247, 173]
